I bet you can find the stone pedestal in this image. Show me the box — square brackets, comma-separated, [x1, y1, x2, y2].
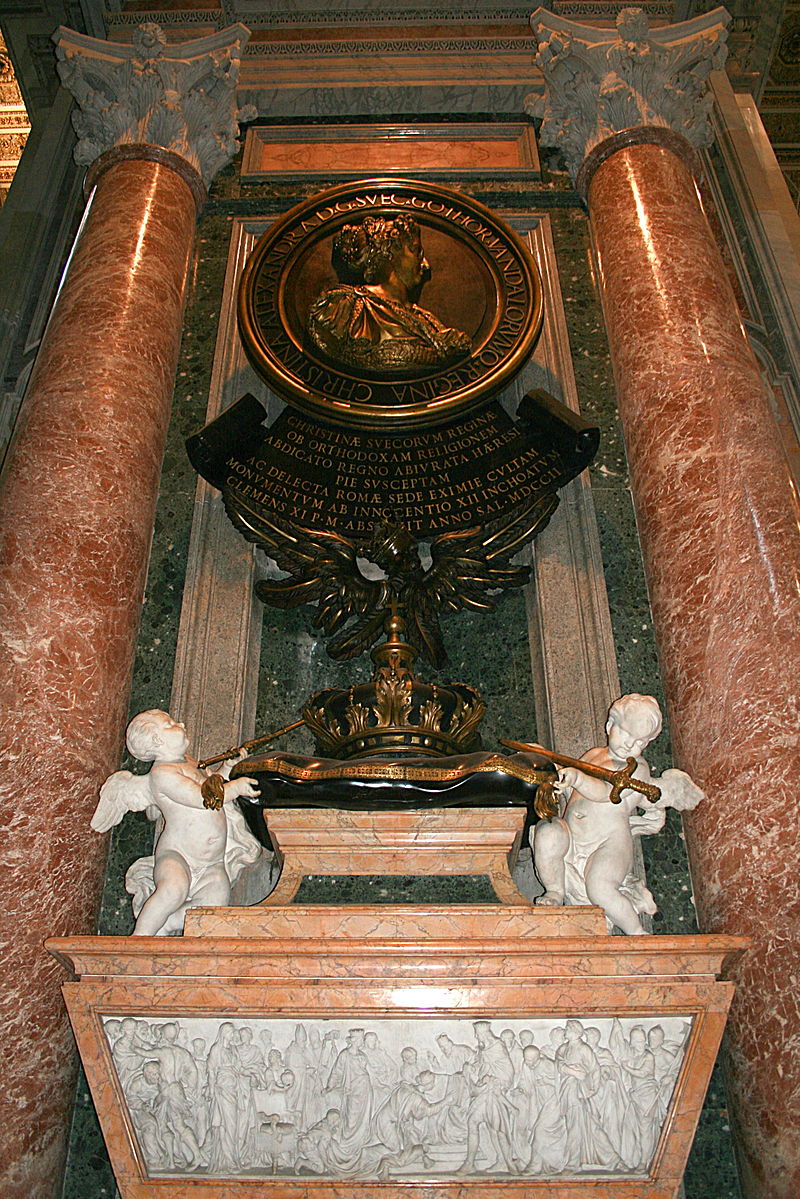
[49, 895, 744, 1198]
[260, 807, 531, 905]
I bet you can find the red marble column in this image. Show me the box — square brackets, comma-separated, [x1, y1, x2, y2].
[0, 146, 201, 1199]
[580, 129, 800, 1198]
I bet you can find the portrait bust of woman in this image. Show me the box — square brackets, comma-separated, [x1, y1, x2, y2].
[306, 214, 472, 375]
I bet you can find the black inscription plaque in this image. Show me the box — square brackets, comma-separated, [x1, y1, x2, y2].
[188, 390, 598, 547]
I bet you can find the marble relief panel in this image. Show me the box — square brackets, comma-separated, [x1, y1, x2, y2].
[240, 122, 539, 181]
[103, 1013, 691, 1182]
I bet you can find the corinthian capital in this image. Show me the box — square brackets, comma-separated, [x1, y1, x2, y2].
[528, 6, 730, 181]
[52, 22, 257, 187]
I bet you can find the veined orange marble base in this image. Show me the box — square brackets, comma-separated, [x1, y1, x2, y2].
[260, 807, 530, 905]
[48, 902, 745, 1199]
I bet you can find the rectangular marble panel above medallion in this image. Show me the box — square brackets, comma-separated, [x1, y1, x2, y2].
[241, 122, 540, 181]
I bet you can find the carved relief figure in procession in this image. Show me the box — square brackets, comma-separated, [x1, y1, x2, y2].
[205, 1022, 259, 1171]
[609, 1020, 664, 1170]
[91, 709, 261, 935]
[373, 1069, 444, 1177]
[519, 1044, 569, 1174]
[556, 1019, 622, 1171]
[284, 1024, 323, 1130]
[306, 214, 472, 374]
[323, 1028, 375, 1165]
[111, 1017, 153, 1087]
[127, 1060, 169, 1167]
[532, 694, 704, 933]
[107, 1014, 692, 1178]
[139, 1021, 198, 1097]
[458, 1021, 520, 1175]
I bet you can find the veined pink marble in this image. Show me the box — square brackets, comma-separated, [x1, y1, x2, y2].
[587, 140, 800, 1199]
[0, 156, 197, 1198]
[259, 806, 530, 905]
[47, 915, 745, 1199]
[186, 902, 609, 939]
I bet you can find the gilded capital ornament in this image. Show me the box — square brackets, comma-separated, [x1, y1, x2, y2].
[528, 5, 730, 181]
[52, 21, 257, 186]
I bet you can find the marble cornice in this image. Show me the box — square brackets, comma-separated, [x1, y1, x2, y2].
[102, 3, 676, 34]
[241, 36, 531, 57]
[104, 6, 567, 28]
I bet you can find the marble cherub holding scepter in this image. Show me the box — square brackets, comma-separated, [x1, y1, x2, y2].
[91, 709, 261, 935]
[530, 694, 704, 934]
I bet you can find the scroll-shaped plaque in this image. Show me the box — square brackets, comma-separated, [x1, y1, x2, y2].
[187, 390, 598, 666]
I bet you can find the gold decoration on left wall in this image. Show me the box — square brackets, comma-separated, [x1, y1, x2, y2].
[0, 34, 31, 206]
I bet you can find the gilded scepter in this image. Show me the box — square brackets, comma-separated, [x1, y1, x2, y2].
[198, 719, 306, 771]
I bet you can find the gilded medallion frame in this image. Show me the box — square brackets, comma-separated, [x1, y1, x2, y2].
[237, 178, 544, 430]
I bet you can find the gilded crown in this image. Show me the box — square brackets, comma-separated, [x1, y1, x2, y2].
[302, 610, 486, 760]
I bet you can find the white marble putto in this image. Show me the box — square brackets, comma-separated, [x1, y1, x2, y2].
[104, 1013, 691, 1181]
[532, 693, 704, 934]
[92, 709, 262, 935]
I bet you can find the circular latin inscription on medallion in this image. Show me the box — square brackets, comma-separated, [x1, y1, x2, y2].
[237, 179, 543, 430]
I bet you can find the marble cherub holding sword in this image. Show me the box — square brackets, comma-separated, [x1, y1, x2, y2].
[524, 694, 704, 934]
[91, 709, 261, 935]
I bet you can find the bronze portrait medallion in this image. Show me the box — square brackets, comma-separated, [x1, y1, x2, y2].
[237, 179, 544, 430]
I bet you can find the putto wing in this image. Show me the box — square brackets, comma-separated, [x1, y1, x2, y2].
[91, 770, 152, 833]
[656, 768, 705, 812]
[224, 493, 386, 642]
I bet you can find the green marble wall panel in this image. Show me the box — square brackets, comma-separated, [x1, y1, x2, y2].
[294, 873, 500, 903]
[256, 595, 535, 758]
